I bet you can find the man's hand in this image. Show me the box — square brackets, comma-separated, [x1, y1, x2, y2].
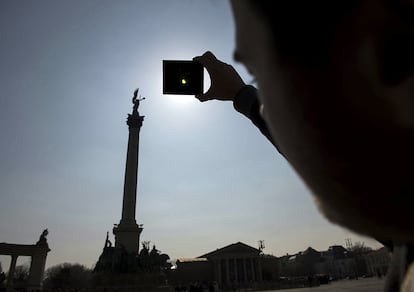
[193, 51, 245, 102]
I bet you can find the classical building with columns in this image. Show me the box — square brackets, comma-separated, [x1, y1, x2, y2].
[171, 242, 279, 290]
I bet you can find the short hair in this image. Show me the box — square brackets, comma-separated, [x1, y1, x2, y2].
[250, 0, 414, 72]
[248, 1, 358, 66]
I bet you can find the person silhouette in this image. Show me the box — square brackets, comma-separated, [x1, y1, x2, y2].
[194, 1, 414, 290]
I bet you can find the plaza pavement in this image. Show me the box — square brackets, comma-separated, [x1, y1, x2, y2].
[264, 277, 385, 292]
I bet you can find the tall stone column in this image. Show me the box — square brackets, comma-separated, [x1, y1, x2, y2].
[113, 91, 145, 255]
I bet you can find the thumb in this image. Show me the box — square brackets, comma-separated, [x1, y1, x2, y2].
[195, 92, 210, 102]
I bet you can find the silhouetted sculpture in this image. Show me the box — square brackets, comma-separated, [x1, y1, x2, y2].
[39, 229, 48, 241]
[105, 231, 112, 248]
[132, 88, 145, 114]
[36, 229, 49, 247]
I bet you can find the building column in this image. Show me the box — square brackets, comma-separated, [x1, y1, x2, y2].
[234, 258, 238, 284]
[217, 259, 222, 285]
[256, 258, 263, 282]
[250, 258, 255, 281]
[6, 255, 18, 290]
[27, 252, 48, 289]
[226, 258, 230, 286]
[243, 258, 248, 283]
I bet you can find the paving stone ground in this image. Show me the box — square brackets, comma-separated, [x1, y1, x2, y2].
[263, 277, 385, 292]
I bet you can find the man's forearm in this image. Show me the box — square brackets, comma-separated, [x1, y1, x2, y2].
[233, 85, 283, 154]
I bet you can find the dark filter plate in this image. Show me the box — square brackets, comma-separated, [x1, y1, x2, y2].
[163, 60, 204, 95]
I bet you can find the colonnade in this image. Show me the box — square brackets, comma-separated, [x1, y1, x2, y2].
[213, 256, 262, 287]
[0, 239, 50, 291]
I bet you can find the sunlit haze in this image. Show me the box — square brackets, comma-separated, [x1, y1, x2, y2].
[0, 0, 382, 271]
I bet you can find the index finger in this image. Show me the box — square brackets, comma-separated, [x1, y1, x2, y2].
[193, 51, 218, 69]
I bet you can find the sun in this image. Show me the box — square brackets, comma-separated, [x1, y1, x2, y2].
[166, 69, 210, 105]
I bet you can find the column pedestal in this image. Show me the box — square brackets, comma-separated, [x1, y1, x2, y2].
[113, 222, 143, 254]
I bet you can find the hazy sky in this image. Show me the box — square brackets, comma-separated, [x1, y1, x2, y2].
[0, 0, 383, 271]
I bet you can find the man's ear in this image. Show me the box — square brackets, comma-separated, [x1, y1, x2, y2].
[373, 23, 414, 128]
[379, 29, 414, 86]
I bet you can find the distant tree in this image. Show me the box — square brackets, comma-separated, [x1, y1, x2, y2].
[0, 262, 5, 287]
[13, 264, 29, 282]
[43, 263, 92, 290]
[348, 242, 373, 256]
[347, 242, 373, 277]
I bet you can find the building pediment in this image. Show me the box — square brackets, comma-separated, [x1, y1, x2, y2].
[199, 242, 260, 259]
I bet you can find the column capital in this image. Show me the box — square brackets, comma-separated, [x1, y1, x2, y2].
[127, 113, 144, 129]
